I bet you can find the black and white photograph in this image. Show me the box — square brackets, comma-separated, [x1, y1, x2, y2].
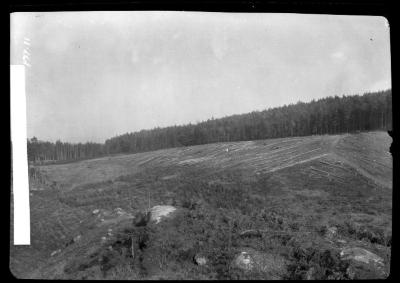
[10, 10, 392, 279]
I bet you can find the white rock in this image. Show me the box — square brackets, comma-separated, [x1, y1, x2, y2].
[340, 247, 384, 266]
[92, 209, 100, 214]
[194, 254, 207, 266]
[234, 251, 253, 271]
[149, 205, 177, 224]
[328, 226, 338, 234]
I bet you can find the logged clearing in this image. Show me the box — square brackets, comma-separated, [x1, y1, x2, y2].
[10, 131, 392, 279]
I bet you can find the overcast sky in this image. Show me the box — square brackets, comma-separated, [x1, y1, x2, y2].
[11, 12, 391, 143]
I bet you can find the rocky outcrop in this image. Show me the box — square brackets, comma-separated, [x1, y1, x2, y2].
[340, 247, 387, 279]
[149, 205, 177, 224]
[133, 205, 178, 227]
[340, 247, 384, 266]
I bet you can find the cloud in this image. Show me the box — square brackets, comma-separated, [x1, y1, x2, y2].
[172, 32, 181, 40]
[369, 78, 391, 92]
[331, 51, 345, 60]
[44, 33, 70, 54]
[18, 12, 391, 142]
[211, 28, 229, 60]
[131, 49, 139, 63]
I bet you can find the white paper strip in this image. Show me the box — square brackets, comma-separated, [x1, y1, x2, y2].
[11, 65, 30, 245]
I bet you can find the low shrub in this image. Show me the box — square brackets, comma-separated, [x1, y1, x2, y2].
[285, 246, 350, 280]
[340, 221, 391, 246]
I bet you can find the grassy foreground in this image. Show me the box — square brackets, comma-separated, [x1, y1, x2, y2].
[10, 131, 392, 279]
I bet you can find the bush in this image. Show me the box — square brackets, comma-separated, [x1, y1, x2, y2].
[340, 221, 391, 246]
[286, 246, 350, 280]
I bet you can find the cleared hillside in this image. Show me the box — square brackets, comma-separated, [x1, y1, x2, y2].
[36, 131, 391, 190]
[10, 131, 392, 279]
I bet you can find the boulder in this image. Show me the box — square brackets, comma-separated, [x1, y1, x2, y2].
[149, 205, 177, 224]
[133, 205, 177, 227]
[340, 247, 387, 279]
[114, 207, 124, 215]
[73, 235, 81, 242]
[92, 209, 100, 215]
[234, 251, 253, 271]
[194, 254, 207, 266]
[340, 247, 384, 266]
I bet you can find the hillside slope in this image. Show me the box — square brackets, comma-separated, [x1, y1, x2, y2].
[36, 131, 392, 190]
[10, 131, 392, 279]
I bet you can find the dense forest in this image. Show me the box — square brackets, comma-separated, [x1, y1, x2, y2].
[27, 89, 392, 163]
